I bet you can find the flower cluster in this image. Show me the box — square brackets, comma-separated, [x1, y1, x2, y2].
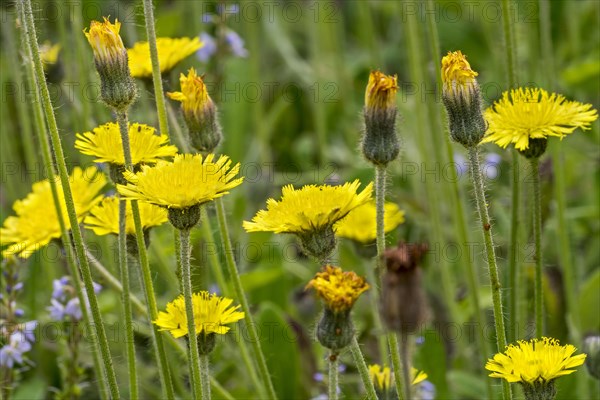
[306, 266, 369, 314]
[47, 276, 102, 322]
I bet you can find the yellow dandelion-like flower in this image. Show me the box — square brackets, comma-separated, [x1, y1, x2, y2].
[75, 122, 178, 166]
[335, 201, 405, 244]
[128, 37, 202, 79]
[306, 265, 369, 313]
[365, 70, 398, 111]
[243, 180, 373, 234]
[167, 68, 213, 121]
[84, 196, 167, 236]
[485, 337, 587, 384]
[482, 87, 598, 151]
[117, 153, 243, 209]
[368, 364, 428, 391]
[441, 50, 479, 100]
[83, 17, 125, 65]
[153, 291, 245, 338]
[1, 167, 106, 258]
[39, 41, 61, 68]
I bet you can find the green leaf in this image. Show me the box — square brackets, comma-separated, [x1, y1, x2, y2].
[578, 270, 600, 333]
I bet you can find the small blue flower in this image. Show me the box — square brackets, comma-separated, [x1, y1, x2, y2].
[454, 153, 469, 177]
[217, 3, 240, 15]
[64, 298, 83, 321]
[202, 13, 214, 24]
[12, 282, 23, 292]
[48, 298, 65, 321]
[14, 309, 24, 318]
[483, 153, 502, 179]
[52, 277, 69, 300]
[0, 332, 32, 368]
[224, 30, 248, 58]
[313, 372, 324, 382]
[416, 379, 436, 400]
[93, 282, 102, 294]
[197, 32, 217, 62]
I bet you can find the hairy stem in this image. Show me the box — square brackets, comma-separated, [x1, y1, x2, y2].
[531, 158, 543, 338]
[199, 354, 212, 400]
[328, 352, 339, 400]
[349, 337, 378, 399]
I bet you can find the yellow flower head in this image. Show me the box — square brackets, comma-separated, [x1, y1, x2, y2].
[243, 180, 373, 234]
[306, 265, 369, 313]
[39, 41, 61, 68]
[482, 88, 598, 151]
[365, 70, 398, 111]
[368, 364, 428, 391]
[153, 291, 245, 338]
[84, 196, 167, 236]
[75, 122, 178, 166]
[117, 153, 243, 209]
[441, 50, 478, 98]
[335, 201, 404, 244]
[167, 68, 213, 120]
[83, 17, 125, 65]
[485, 337, 587, 384]
[1, 167, 106, 258]
[128, 37, 202, 79]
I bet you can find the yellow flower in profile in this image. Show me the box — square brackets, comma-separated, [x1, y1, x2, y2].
[167, 68, 211, 116]
[368, 364, 428, 391]
[84, 197, 167, 236]
[128, 37, 202, 79]
[335, 201, 405, 244]
[154, 292, 245, 338]
[75, 122, 178, 166]
[306, 265, 369, 313]
[482, 88, 598, 151]
[117, 153, 243, 209]
[39, 41, 61, 68]
[365, 70, 398, 111]
[441, 50, 479, 100]
[243, 180, 373, 234]
[485, 337, 586, 385]
[1, 167, 106, 258]
[83, 17, 125, 66]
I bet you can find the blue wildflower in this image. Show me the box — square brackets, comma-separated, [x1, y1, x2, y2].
[197, 32, 217, 62]
[0, 332, 32, 368]
[224, 30, 248, 58]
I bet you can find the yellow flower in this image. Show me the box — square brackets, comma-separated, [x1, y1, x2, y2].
[117, 153, 243, 209]
[167, 68, 213, 121]
[39, 41, 61, 68]
[485, 337, 587, 384]
[1, 167, 106, 258]
[369, 364, 391, 391]
[75, 122, 178, 166]
[365, 70, 398, 111]
[153, 292, 245, 338]
[128, 37, 202, 79]
[441, 50, 478, 100]
[306, 265, 369, 313]
[243, 180, 373, 234]
[84, 196, 167, 236]
[482, 88, 598, 151]
[335, 201, 405, 244]
[83, 17, 125, 65]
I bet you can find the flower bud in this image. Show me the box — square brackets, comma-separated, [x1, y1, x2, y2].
[381, 242, 428, 334]
[441, 51, 486, 148]
[167, 204, 202, 231]
[298, 225, 336, 261]
[316, 307, 354, 351]
[84, 17, 136, 111]
[126, 230, 150, 260]
[168, 68, 222, 154]
[583, 335, 600, 380]
[519, 138, 548, 159]
[362, 71, 400, 166]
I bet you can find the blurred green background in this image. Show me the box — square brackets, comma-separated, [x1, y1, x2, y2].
[1, 0, 599, 399]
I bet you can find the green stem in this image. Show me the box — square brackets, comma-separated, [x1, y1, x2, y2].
[387, 333, 405, 400]
[116, 112, 175, 399]
[215, 198, 278, 399]
[328, 352, 339, 400]
[531, 158, 543, 338]
[467, 146, 512, 400]
[20, 1, 119, 397]
[199, 354, 212, 400]
[179, 228, 204, 398]
[349, 337, 378, 400]
[118, 199, 138, 399]
[501, 0, 518, 87]
[142, 0, 170, 138]
[399, 334, 412, 400]
[364, 264, 388, 364]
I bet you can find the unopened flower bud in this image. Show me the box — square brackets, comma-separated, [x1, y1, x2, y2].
[362, 70, 400, 166]
[381, 242, 428, 334]
[84, 17, 136, 111]
[316, 307, 354, 351]
[168, 68, 222, 154]
[441, 51, 486, 148]
[583, 335, 600, 380]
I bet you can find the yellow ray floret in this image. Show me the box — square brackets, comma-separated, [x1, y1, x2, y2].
[368, 364, 427, 391]
[441, 50, 478, 99]
[482, 87, 598, 150]
[243, 180, 373, 234]
[335, 201, 405, 244]
[128, 37, 202, 79]
[306, 265, 369, 313]
[75, 122, 178, 165]
[39, 41, 61, 67]
[84, 196, 168, 236]
[485, 337, 587, 384]
[365, 70, 398, 110]
[117, 153, 243, 209]
[153, 292, 245, 338]
[83, 17, 125, 64]
[1, 167, 106, 258]
[167, 68, 212, 118]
